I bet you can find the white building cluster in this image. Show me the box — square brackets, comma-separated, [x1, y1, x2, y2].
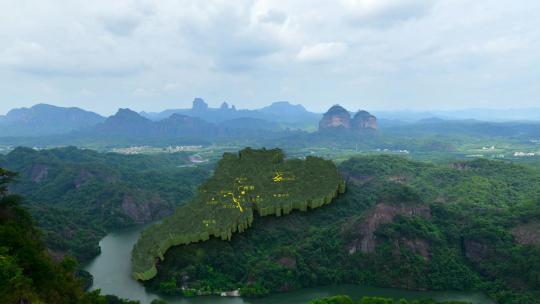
[513, 152, 536, 157]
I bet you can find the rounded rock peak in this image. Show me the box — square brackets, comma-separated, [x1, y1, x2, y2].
[325, 104, 349, 116]
[353, 110, 372, 118]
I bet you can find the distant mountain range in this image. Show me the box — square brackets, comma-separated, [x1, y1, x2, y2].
[0, 104, 105, 136]
[140, 98, 321, 124]
[85, 108, 218, 140]
[0, 100, 320, 138]
[58, 107, 290, 146]
[1, 100, 540, 149]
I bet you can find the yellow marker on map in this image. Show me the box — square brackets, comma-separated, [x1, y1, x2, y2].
[273, 171, 284, 182]
[223, 191, 244, 212]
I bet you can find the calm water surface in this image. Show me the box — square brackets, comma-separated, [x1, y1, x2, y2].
[85, 225, 495, 304]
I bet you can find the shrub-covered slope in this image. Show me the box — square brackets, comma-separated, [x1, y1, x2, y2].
[0, 147, 208, 262]
[0, 168, 142, 304]
[131, 148, 345, 281]
[145, 155, 540, 303]
[309, 295, 469, 304]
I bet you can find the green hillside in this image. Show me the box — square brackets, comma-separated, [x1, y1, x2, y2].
[131, 148, 345, 280]
[0, 168, 142, 304]
[145, 155, 540, 303]
[309, 295, 469, 304]
[0, 147, 208, 263]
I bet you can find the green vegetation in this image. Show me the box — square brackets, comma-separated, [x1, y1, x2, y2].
[131, 147, 345, 281]
[0, 146, 208, 263]
[0, 167, 145, 304]
[309, 295, 470, 304]
[146, 155, 540, 303]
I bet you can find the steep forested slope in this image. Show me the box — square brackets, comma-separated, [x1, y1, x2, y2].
[309, 295, 469, 304]
[0, 147, 208, 262]
[146, 155, 540, 303]
[132, 148, 345, 281]
[0, 168, 140, 304]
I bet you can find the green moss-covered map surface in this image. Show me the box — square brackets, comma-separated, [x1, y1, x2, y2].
[131, 148, 345, 280]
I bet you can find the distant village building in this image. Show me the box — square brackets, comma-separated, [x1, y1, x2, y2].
[220, 290, 240, 297]
[514, 152, 536, 157]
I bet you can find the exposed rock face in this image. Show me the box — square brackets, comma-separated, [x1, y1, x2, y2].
[319, 105, 351, 129]
[121, 194, 171, 224]
[346, 203, 431, 254]
[401, 238, 430, 259]
[74, 169, 94, 188]
[318, 105, 377, 133]
[47, 249, 68, 263]
[449, 162, 469, 170]
[276, 256, 297, 269]
[464, 240, 490, 263]
[352, 110, 377, 130]
[512, 222, 540, 245]
[29, 164, 49, 183]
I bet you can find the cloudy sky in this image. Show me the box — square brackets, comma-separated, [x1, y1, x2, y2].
[1, 0, 539, 115]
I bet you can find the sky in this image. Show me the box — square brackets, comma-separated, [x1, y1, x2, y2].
[1, 0, 539, 115]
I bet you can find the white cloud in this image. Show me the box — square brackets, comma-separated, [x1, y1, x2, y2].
[342, 0, 434, 27]
[133, 87, 152, 97]
[296, 42, 348, 63]
[257, 9, 287, 25]
[0, 0, 539, 114]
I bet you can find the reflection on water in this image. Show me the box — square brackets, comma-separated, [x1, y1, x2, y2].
[85, 225, 494, 304]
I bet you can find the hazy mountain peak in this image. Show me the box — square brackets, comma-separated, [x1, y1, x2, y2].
[320, 105, 377, 132]
[192, 98, 208, 111]
[0, 103, 104, 137]
[354, 110, 371, 118]
[7, 103, 96, 116]
[326, 104, 349, 116]
[106, 108, 151, 125]
[113, 108, 144, 118]
[164, 113, 207, 124]
[260, 101, 307, 113]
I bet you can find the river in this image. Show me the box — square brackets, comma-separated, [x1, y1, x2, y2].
[84, 225, 495, 304]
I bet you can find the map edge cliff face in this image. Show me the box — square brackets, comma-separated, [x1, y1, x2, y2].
[130, 148, 345, 281]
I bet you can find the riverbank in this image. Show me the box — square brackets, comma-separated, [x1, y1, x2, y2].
[85, 225, 495, 304]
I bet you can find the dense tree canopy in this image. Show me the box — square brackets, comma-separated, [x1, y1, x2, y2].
[132, 147, 345, 280]
[146, 155, 540, 303]
[0, 147, 208, 263]
[0, 167, 143, 304]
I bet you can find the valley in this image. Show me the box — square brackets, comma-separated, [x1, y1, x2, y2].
[3, 2, 540, 303]
[131, 148, 345, 281]
[1, 100, 540, 304]
[84, 224, 495, 304]
[139, 155, 539, 303]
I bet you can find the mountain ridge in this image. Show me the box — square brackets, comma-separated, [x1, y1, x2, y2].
[0, 103, 105, 136]
[139, 98, 321, 124]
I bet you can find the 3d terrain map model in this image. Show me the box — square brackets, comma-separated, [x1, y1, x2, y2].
[131, 148, 345, 280]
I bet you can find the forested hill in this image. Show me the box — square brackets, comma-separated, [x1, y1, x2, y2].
[131, 148, 345, 281]
[0, 147, 208, 263]
[0, 168, 141, 304]
[145, 155, 540, 303]
[0, 103, 105, 137]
